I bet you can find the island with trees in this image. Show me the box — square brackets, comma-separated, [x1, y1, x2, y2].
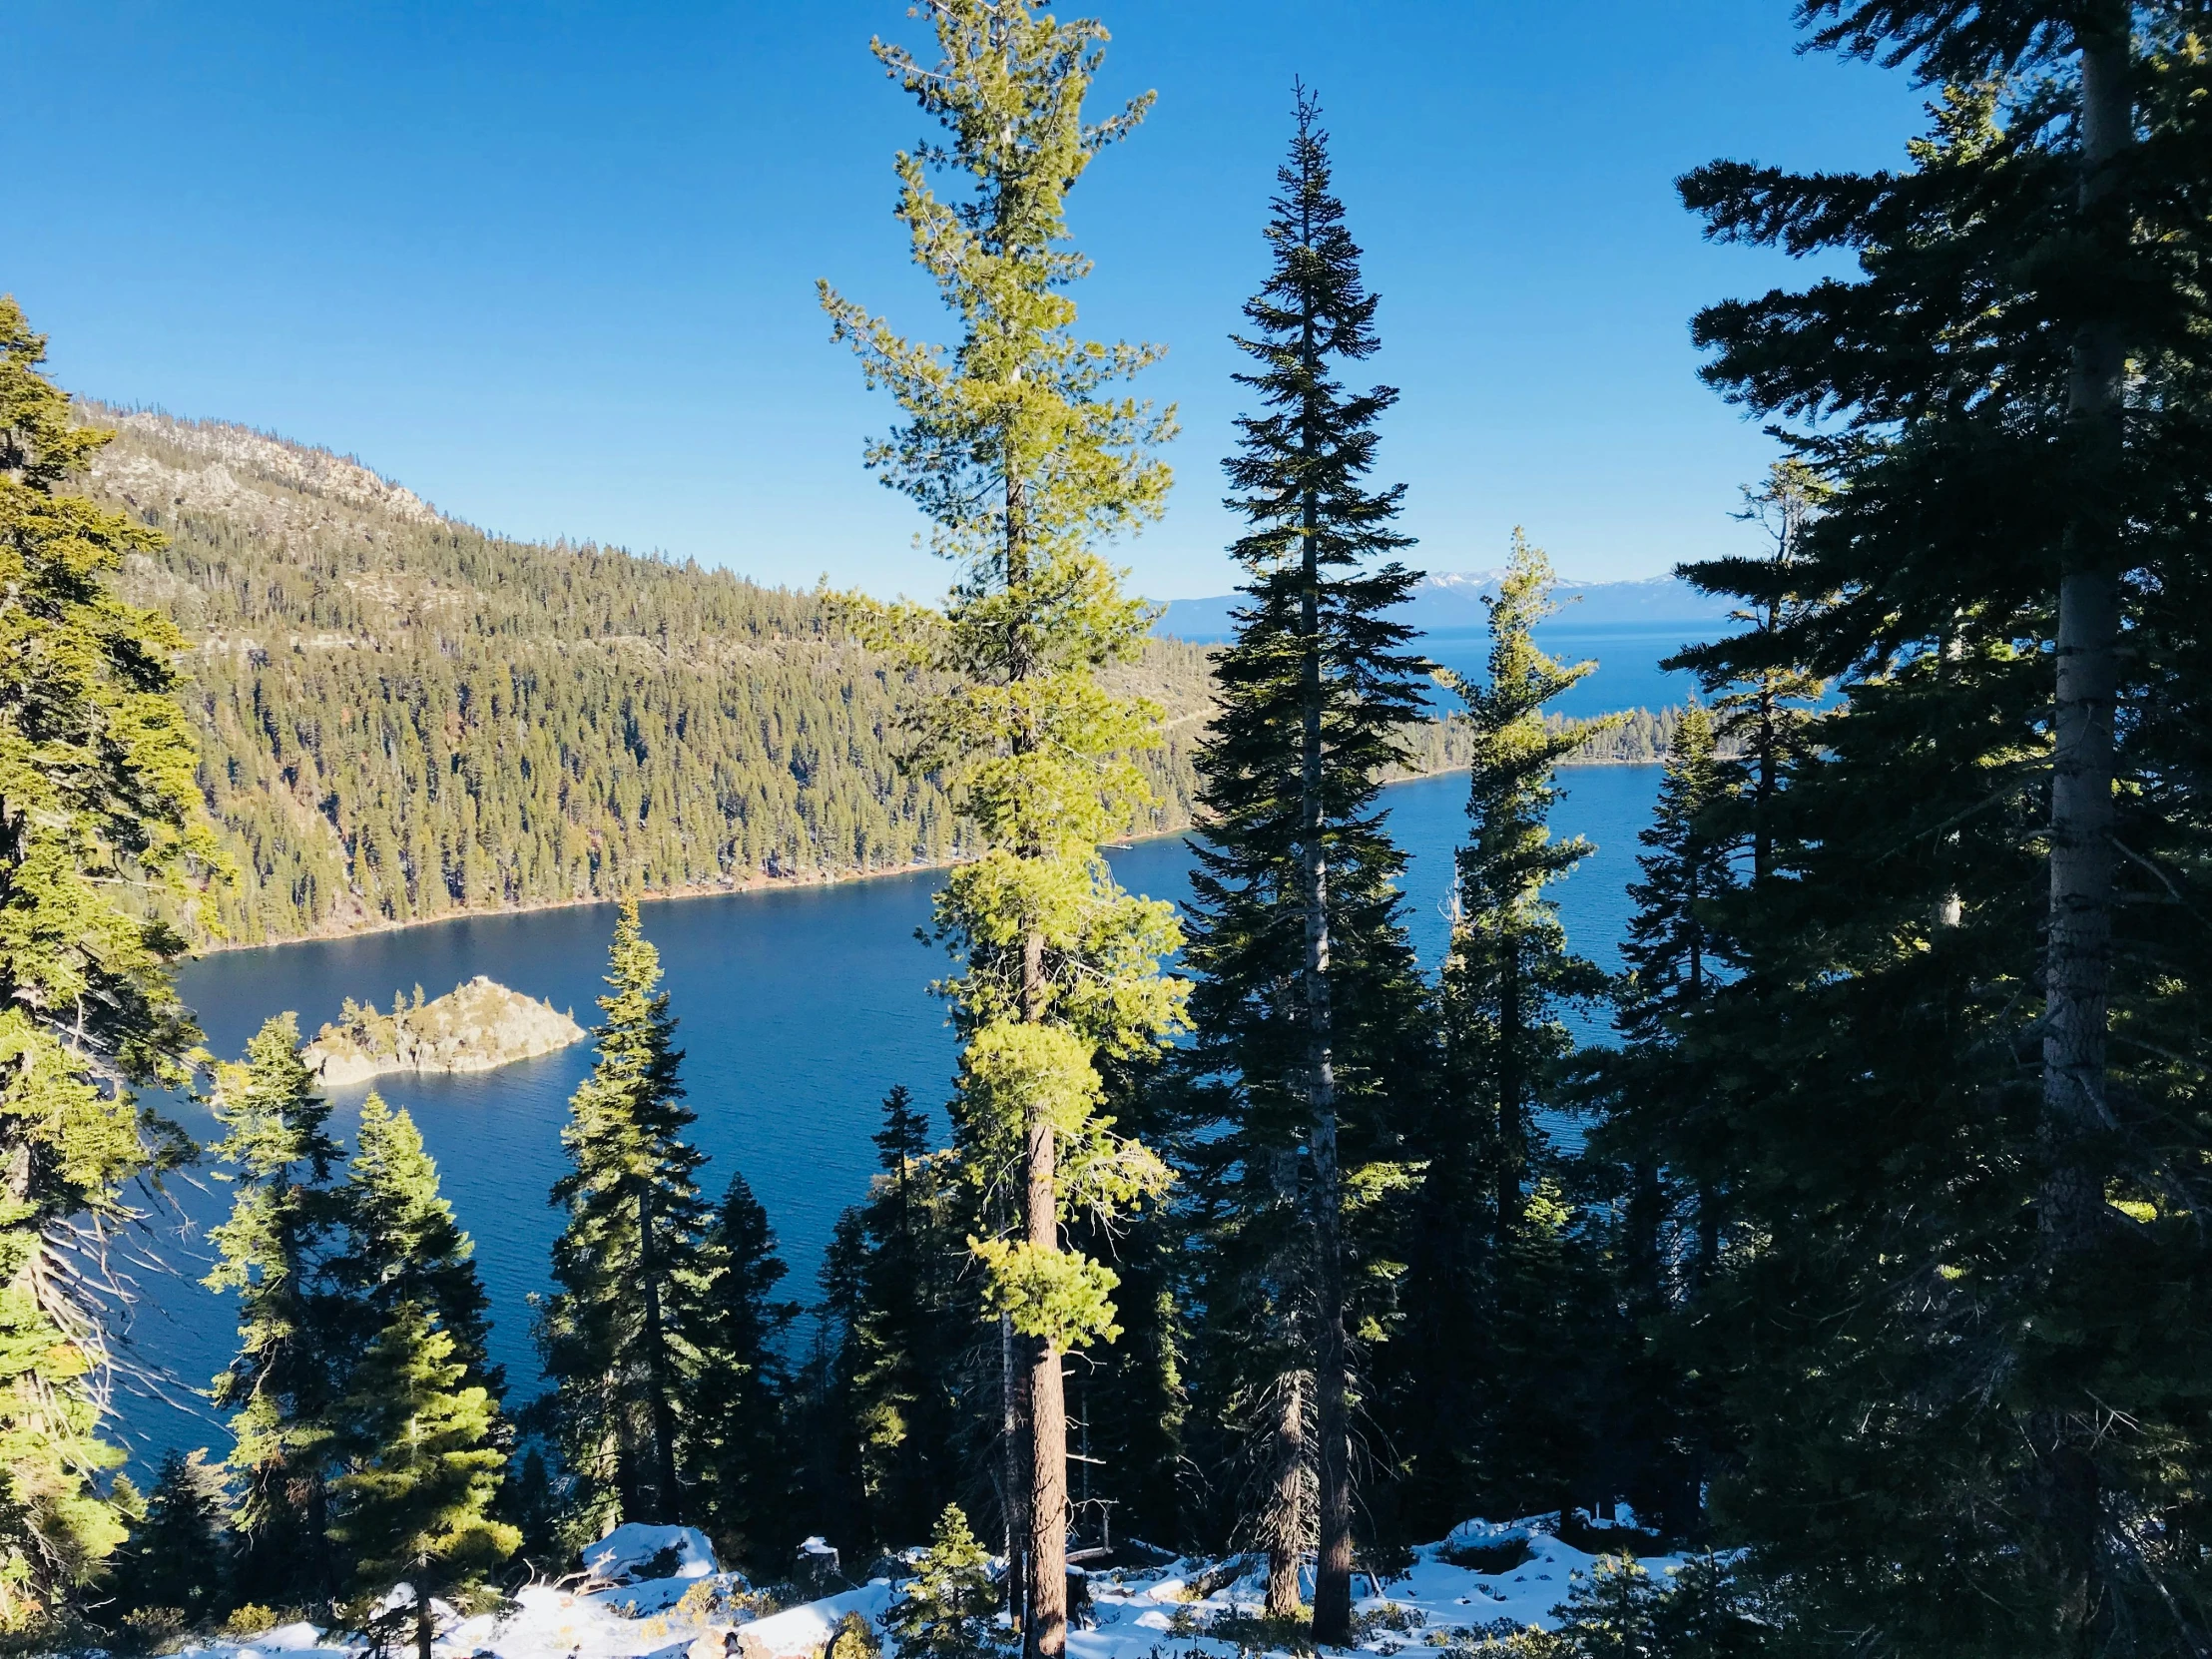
[301, 977, 586, 1085]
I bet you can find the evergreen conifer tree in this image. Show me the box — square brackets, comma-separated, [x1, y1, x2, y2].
[538, 899, 710, 1532]
[1672, 10, 2212, 1647]
[334, 1095, 501, 1400]
[688, 1169, 801, 1568]
[1392, 535, 1619, 1530]
[1182, 89, 1427, 1635]
[207, 1013, 347, 1609]
[0, 297, 220, 1627]
[822, 8, 1185, 1653]
[330, 1303, 517, 1659]
[1585, 706, 1734, 1534]
[109, 1449, 235, 1631]
[1670, 463, 1829, 888]
[886, 1503, 1009, 1659]
[824, 1087, 966, 1553]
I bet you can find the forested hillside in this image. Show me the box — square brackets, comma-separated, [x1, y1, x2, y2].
[85, 406, 1672, 948]
[82, 406, 1218, 945]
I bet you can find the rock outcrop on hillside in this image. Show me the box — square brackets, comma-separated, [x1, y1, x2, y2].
[302, 975, 586, 1085]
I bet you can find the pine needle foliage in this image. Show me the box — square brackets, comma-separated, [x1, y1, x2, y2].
[206, 1013, 347, 1610]
[0, 297, 219, 1628]
[107, 1448, 235, 1633]
[538, 900, 710, 1534]
[1671, 12, 2212, 1650]
[334, 1095, 501, 1402]
[1391, 534, 1621, 1530]
[330, 1304, 517, 1659]
[887, 1503, 1011, 1659]
[1182, 89, 1427, 1636]
[820, 7, 1184, 1652]
[688, 1169, 802, 1570]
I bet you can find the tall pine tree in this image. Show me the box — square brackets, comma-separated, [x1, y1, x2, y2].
[822, 8, 1184, 1653]
[1391, 535, 1619, 1530]
[1584, 704, 1734, 1535]
[538, 900, 710, 1532]
[207, 1013, 347, 1611]
[331, 1303, 517, 1659]
[687, 1169, 801, 1570]
[334, 1094, 502, 1402]
[1182, 89, 1427, 1636]
[1674, 10, 2212, 1647]
[0, 297, 220, 1628]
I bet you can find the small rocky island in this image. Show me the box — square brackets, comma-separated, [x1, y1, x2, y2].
[302, 975, 587, 1085]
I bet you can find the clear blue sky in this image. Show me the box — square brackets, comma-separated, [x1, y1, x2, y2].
[8, 2, 1922, 600]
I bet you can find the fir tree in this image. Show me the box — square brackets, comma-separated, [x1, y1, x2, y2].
[108, 1449, 235, 1631]
[886, 1504, 1010, 1659]
[824, 1087, 967, 1554]
[538, 900, 710, 1532]
[1669, 463, 1829, 888]
[689, 1169, 801, 1569]
[1584, 706, 1734, 1535]
[822, 7, 1184, 1653]
[206, 1013, 347, 1610]
[334, 1094, 501, 1401]
[330, 1304, 517, 1659]
[1393, 534, 1619, 1529]
[0, 298, 220, 1627]
[1183, 89, 1427, 1634]
[1674, 11, 2212, 1647]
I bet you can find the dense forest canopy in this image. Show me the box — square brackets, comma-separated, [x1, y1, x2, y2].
[80, 406, 1214, 945]
[82, 405, 1675, 948]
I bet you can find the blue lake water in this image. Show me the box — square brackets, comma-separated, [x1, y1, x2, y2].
[123, 765, 1660, 1466]
[1420, 623, 1707, 719]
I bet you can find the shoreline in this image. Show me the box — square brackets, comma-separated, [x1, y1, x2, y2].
[182, 759, 1661, 962]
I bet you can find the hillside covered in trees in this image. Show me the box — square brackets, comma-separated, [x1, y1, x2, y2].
[85, 406, 1677, 948]
[83, 406, 1221, 945]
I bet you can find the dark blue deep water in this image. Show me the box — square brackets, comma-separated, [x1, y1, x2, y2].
[124, 766, 1660, 1466]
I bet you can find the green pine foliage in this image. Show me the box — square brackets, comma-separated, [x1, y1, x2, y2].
[205, 1013, 348, 1609]
[1583, 707, 1734, 1536]
[687, 1170, 802, 1570]
[818, 1087, 970, 1556]
[1181, 90, 1428, 1633]
[334, 1095, 502, 1401]
[329, 1303, 517, 1659]
[821, 5, 1188, 1650]
[1389, 534, 1622, 1533]
[885, 1504, 1011, 1659]
[537, 899, 711, 1533]
[0, 299, 220, 1629]
[1663, 11, 2212, 1651]
[71, 405, 1213, 948]
[106, 1449, 235, 1634]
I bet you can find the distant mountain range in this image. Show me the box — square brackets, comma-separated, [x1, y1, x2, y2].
[1155, 572, 1734, 643]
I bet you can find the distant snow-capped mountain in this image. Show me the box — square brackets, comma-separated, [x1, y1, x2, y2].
[1155, 571, 1730, 642]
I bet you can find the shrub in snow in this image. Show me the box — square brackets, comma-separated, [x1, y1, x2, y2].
[885, 1505, 1008, 1659]
[829, 1608, 883, 1659]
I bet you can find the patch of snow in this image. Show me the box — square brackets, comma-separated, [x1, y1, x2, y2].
[743, 1582, 894, 1658]
[583, 1521, 720, 1585]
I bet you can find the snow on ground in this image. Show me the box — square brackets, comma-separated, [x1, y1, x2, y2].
[176, 1512, 1676, 1659]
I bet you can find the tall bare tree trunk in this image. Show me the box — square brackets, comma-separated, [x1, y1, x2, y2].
[1002, 1312, 1028, 1630]
[2037, 15, 2131, 1647]
[1021, 924, 1069, 1659]
[1264, 1372, 1308, 1617]
[1299, 495, 1356, 1644]
[2043, 6, 2129, 1255]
